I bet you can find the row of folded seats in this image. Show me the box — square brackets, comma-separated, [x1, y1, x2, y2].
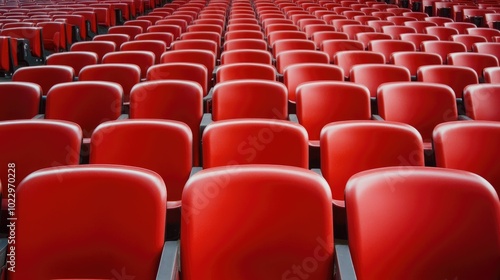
[6, 0, 500, 76]
[0, 120, 499, 279]
[2, 77, 500, 162]
[1, 0, 500, 278]
[1, 81, 500, 218]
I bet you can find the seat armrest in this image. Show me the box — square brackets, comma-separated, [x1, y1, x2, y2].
[334, 241, 357, 280]
[190, 166, 203, 177]
[118, 114, 129, 120]
[289, 113, 299, 123]
[156, 240, 180, 280]
[203, 88, 214, 113]
[276, 73, 283, 83]
[371, 115, 384, 121]
[458, 115, 472, 120]
[311, 168, 322, 176]
[200, 113, 213, 137]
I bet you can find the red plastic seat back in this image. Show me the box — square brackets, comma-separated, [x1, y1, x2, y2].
[70, 41, 116, 63]
[463, 84, 500, 121]
[121, 40, 167, 64]
[346, 166, 500, 279]
[311, 31, 349, 48]
[444, 22, 476, 34]
[160, 50, 216, 87]
[334, 50, 385, 80]
[220, 49, 272, 65]
[90, 120, 192, 201]
[147, 24, 182, 40]
[467, 27, 500, 42]
[108, 25, 143, 39]
[0, 82, 41, 120]
[12, 65, 74, 96]
[297, 82, 371, 141]
[134, 32, 174, 49]
[473, 42, 500, 62]
[272, 38, 316, 57]
[355, 32, 392, 49]
[267, 30, 307, 46]
[0, 120, 82, 202]
[216, 63, 276, 83]
[276, 50, 330, 74]
[203, 119, 309, 168]
[350, 64, 411, 97]
[45, 81, 123, 138]
[79, 63, 141, 103]
[390, 51, 442, 76]
[0, 36, 13, 73]
[37, 21, 67, 51]
[93, 34, 130, 50]
[124, 19, 152, 32]
[172, 39, 218, 56]
[102, 50, 155, 80]
[0, 27, 44, 58]
[212, 80, 288, 121]
[321, 121, 424, 204]
[367, 39, 416, 62]
[404, 20, 438, 34]
[284, 63, 344, 102]
[378, 82, 458, 142]
[129, 80, 203, 166]
[425, 26, 459, 41]
[447, 52, 499, 80]
[434, 121, 500, 194]
[14, 165, 166, 279]
[484, 66, 500, 83]
[146, 63, 208, 96]
[179, 31, 221, 49]
[421, 40, 467, 63]
[399, 33, 439, 51]
[223, 38, 267, 51]
[417, 65, 478, 98]
[181, 165, 334, 280]
[451, 34, 488, 51]
[381, 25, 416, 39]
[46, 51, 98, 77]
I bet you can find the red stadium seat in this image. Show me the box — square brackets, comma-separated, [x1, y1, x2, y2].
[45, 81, 123, 139]
[102, 50, 155, 80]
[216, 63, 276, 83]
[211, 80, 288, 121]
[334, 50, 385, 80]
[79, 63, 141, 104]
[202, 119, 309, 168]
[434, 121, 500, 194]
[342, 166, 500, 279]
[391, 51, 442, 77]
[13, 165, 167, 279]
[0, 82, 41, 120]
[463, 84, 500, 121]
[129, 80, 203, 166]
[70, 41, 116, 63]
[12, 65, 74, 96]
[377, 82, 458, 147]
[296, 81, 371, 146]
[46, 51, 98, 77]
[176, 165, 334, 279]
[447, 52, 498, 81]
